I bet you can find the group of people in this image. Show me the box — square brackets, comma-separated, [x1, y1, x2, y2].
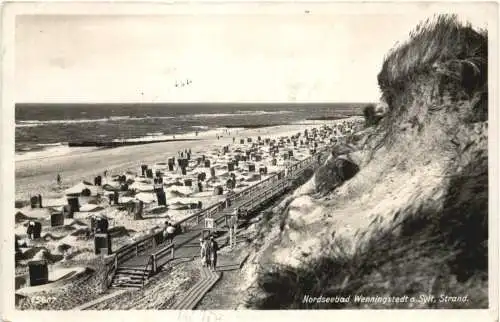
[199, 235, 219, 271]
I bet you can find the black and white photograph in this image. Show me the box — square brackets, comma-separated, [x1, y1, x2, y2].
[1, 1, 498, 318]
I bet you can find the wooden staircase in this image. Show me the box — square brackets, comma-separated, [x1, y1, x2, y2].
[110, 266, 152, 289]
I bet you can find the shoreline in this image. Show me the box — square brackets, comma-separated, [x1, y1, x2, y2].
[221, 123, 288, 129]
[15, 121, 351, 201]
[67, 138, 200, 148]
[14, 123, 286, 155]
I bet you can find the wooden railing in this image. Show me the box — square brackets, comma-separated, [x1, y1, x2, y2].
[175, 147, 329, 231]
[103, 146, 330, 287]
[151, 242, 175, 273]
[175, 203, 221, 232]
[237, 176, 289, 214]
[104, 256, 117, 288]
[104, 230, 162, 286]
[142, 256, 154, 286]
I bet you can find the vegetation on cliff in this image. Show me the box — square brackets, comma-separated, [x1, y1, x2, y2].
[246, 14, 488, 309]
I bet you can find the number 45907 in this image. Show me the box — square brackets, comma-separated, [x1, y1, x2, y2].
[31, 296, 57, 304]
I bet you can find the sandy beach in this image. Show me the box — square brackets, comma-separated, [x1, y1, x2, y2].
[16, 123, 330, 201]
[15, 119, 361, 303]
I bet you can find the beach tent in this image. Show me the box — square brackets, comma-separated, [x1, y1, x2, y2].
[135, 192, 156, 204]
[79, 204, 105, 213]
[18, 208, 51, 220]
[41, 198, 67, 208]
[129, 181, 154, 193]
[102, 176, 121, 189]
[118, 196, 135, 204]
[102, 184, 118, 192]
[64, 182, 98, 196]
[169, 201, 190, 210]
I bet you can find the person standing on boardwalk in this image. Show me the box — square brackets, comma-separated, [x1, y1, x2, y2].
[199, 238, 207, 267]
[164, 221, 175, 244]
[163, 221, 169, 242]
[208, 235, 219, 271]
[235, 207, 242, 222]
[205, 237, 213, 268]
[167, 223, 176, 243]
[57, 173, 62, 186]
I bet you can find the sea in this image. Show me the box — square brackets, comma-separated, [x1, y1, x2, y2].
[15, 103, 363, 159]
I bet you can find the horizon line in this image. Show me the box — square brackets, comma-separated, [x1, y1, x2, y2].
[16, 101, 376, 106]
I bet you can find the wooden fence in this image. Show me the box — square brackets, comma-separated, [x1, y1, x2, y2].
[103, 230, 163, 287]
[103, 147, 329, 287]
[150, 243, 176, 273]
[175, 147, 328, 230]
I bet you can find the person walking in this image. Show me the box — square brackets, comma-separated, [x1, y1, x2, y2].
[163, 221, 173, 244]
[231, 208, 239, 223]
[165, 222, 176, 244]
[208, 235, 219, 271]
[57, 173, 62, 186]
[199, 238, 208, 267]
[234, 207, 242, 221]
[162, 221, 169, 241]
[27, 222, 35, 240]
[38, 194, 43, 208]
[205, 237, 212, 268]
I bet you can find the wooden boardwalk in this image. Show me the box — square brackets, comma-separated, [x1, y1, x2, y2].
[170, 265, 221, 310]
[120, 232, 201, 269]
[120, 171, 294, 269]
[120, 198, 258, 269]
[107, 148, 329, 288]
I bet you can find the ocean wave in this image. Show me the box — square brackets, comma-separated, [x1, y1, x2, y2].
[15, 111, 290, 127]
[16, 144, 96, 162]
[36, 142, 67, 147]
[18, 118, 111, 125]
[16, 123, 40, 128]
[189, 110, 292, 118]
[16, 116, 175, 127]
[189, 113, 239, 118]
[236, 110, 293, 115]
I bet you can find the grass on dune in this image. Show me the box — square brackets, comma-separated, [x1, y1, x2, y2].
[245, 14, 488, 310]
[378, 14, 487, 104]
[246, 152, 487, 309]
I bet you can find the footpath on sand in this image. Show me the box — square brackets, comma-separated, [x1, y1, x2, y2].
[79, 233, 250, 310]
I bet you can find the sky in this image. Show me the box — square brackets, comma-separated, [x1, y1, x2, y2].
[14, 4, 493, 104]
